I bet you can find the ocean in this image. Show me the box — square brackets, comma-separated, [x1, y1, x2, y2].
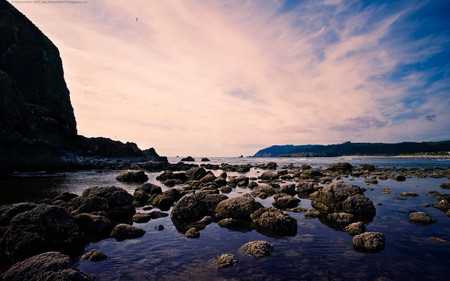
[1, 157, 449, 280]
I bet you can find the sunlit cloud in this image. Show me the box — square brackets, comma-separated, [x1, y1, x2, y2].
[10, 0, 450, 156]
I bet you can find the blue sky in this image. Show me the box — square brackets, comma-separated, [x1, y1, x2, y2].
[11, 0, 450, 156]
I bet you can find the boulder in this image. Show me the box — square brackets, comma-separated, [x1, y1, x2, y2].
[440, 182, 450, 189]
[353, 232, 385, 252]
[0, 202, 38, 226]
[133, 183, 162, 205]
[272, 194, 300, 209]
[185, 167, 207, 180]
[241, 241, 274, 258]
[304, 209, 321, 218]
[0, 204, 85, 263]
[217, 254, 238, 268]
[181, 156, 195, 162]
[345, 222, 366, 236]
[150, 189, 182, 211]
[82, 249, 107, 262]
[260, 171, 279, 181]
[323, 162, 353, 173]
[326, 212, 355, 225]
[67, 186, 135, 223]
[132, 212, 152, 223]
[409, 212, 437, 225]
[311, 181, 375, 221]
[433, 199, 450, 213]
[201, 158, 210, 162]
[1, 252, 94, 281]
[185, 227, 200, 238]
[250, 207, 297, 237]
[202, 193, 228, 213]
[215, 194, 263, 221]
[116, 170, 148, 183]
[296, 181, 320, 197]
[279, 184, 296, 196]
[74, 213, 113, 241]
[110, 224, 145, 240]
[171, 194, 207, 222]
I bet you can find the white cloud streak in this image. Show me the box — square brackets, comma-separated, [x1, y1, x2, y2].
[11, 0, 449, 156]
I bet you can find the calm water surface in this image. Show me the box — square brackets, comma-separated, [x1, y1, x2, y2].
[1, 157, 449, 280]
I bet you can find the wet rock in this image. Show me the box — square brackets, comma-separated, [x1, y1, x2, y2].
[148, 210, 169, 219]
[67, 186, 135, 224]
[440, 182, 450, 189]
[181, 156, 195, 162]
[345, 222, 366, 236]
[154, 225, 164, 231]
[201, 158, 210, 162]
[381, 187, 394, 194]
[260, 171, 279, 181]
[251, 184, 276, 198]
[185, 227, 200, 238]
[0, 204, 85, 263]
[250, 207, 297, 237]
[74, 213, 113, 241]
[82, 249, 107, 262]
[110, 224, 145, 240]
[304, 208, 320, 218]
[0, 202, 38, 226]
[133, 183, 162, 206]
[218, 218, 239, 229]
[272, 194, 300, 209]
[53, 192, 78, 203]
[242, 240, 274, 258]
[248, 181, 258, 189]
[150, 189, 182, 211]
[353, 232, 385, 252]
[171, 194, 207, 222]
[323, 162, 353, 174]
[197, 216, 213, 225]
[213, 177, 227, 187]
[215, 194, 263, 221]
[200, 173, 216, 183]
[400, 192, 418, 197]
[393, 196, 407, 200]
[217, 253, 238, 268]
[1, 252, 94, 281]
[116, 170, 148, 183]
[219, 186, 232, 193]
[394, 175, 406, 181]
[296, 181, 320, 197]
[360, 164, 375, 172]
[364, 177, 378, 185]
[185, 167, 207, 180]
[279, 184, 296, 196]
[202, 194, 228, 213]
[326, 212, 355, 225]
[300, 169, 323, 180]
[132, 212, 152, 223]
[311, 181, 376, 221]
[409, 212, 437, 225]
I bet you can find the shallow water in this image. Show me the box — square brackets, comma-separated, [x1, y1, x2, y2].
[1, 157, 450, 280]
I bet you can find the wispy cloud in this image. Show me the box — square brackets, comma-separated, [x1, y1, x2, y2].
[11, 0, 450, 156]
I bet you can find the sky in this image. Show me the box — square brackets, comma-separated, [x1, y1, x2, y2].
[10, 0, 450, 157]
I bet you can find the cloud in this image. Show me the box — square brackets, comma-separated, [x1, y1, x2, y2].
[425, 114, 436, 122]
[11, 0, 450, 156]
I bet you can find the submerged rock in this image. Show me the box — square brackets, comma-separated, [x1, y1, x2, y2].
[409, 212, 437, 225]
[110, 224, 145, 240]
[82, 249, 107, 262]
[242, 240, 274, 258]
[217, 253, 238, 268]
[1, 252, 94, 281]
[353, 232, 385, 252]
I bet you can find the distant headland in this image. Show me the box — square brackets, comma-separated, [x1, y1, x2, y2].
[253, 141, 450, 158]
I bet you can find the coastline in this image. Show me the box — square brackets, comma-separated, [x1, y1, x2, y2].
[338, 155, 450, 159]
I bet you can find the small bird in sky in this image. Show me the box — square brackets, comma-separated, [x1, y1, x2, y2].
[136, 17, 138, 22]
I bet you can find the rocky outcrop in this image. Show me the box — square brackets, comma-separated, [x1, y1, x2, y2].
[1, 252, 95, 281]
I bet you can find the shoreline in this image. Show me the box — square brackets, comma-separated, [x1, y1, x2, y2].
[338, 155, 450, 159]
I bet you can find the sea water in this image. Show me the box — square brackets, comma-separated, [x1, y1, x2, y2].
[1, 157, 449, 280]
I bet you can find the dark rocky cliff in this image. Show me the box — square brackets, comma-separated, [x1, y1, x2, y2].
[0, 1, 164, 172]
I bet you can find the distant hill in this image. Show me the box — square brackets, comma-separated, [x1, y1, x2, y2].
[253, 141, 450, 157]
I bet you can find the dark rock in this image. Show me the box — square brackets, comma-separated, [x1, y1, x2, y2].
[148, 210, 169, 219]
[279, 184, 296, 196]
[241, 241, 274, 258]
[394, 175, 406, 181]
[217, 253, 238, 268]
[260, 171, 279, 181]
[400, 192, 418, 197]
[311, 181, 376, 222]
[53, 192, 78, 203]
[181, 156, 195, 162]
[171, 194, 207, 222]
[201, 158, 210, 162]
[0, 202, 37, 226]
[409, 212, 437, 225]
[218, 218, 239, 229]
[116, 170, 148, 183]
[185, 227, 200, 238]
[393, 196, 407, 200]
[82, 249, 107, 262]
[323, 162, 353, 173]
[202, 193, 228, 213]
[154, 225, 164, 231]
[110, 224, 145, 240]
[1, 252, 94, 281]
[381, 187, 394, 194]
[251, 184, 276, 198]
[74, 213, 113, 241]
[219, 186, 232, 193]
[132, 212, 152, 223]
[353, 232, 385, 252]
[200, 173, 217, 183]
[185, 167, 207, 180]
[68, 186, 135, 223]
[360, 164, 375, 171]
[440, 182, 450, 189]
[133, 183, 162, 205]
[300, 169, 323, 179]
[0, 204, 85, 263]
[150, 189, 182, 211]
[433, 199, 450, 212]
[272, 194, 300, 209]
[250, 207, 297, 237]
[215, 194, 263, 221]
[345, 222, 366, 236]
[197, 216, 213, 225]
[326, 212, 355, 225]
[296, 181, 320, 197]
